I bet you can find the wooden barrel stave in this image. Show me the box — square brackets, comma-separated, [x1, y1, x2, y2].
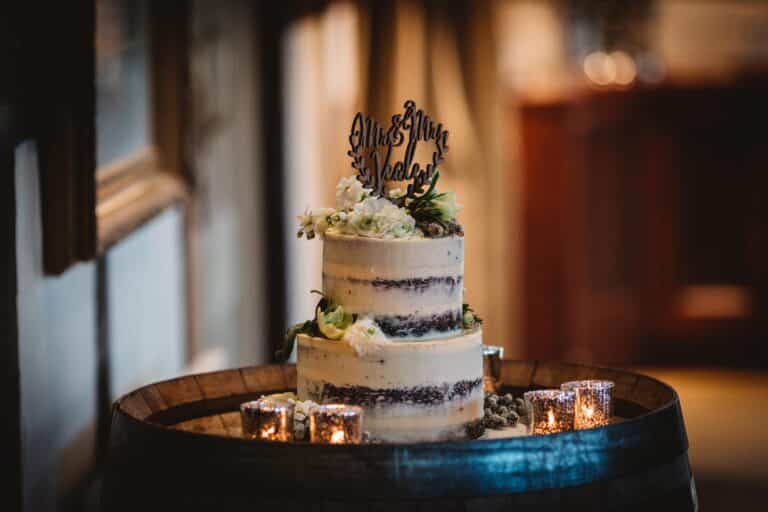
[103, 361, 696, 511]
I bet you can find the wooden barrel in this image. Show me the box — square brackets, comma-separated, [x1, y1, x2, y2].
[103, 361, 697, 511]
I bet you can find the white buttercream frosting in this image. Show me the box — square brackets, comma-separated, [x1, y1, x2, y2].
[322, 233, 464, 340]
[297, 328, 484, 442]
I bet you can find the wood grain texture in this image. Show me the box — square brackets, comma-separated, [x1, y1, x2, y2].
[104, 361, 695, 511]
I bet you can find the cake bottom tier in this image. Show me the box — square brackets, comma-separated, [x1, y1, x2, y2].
[296, 329, 483, 443]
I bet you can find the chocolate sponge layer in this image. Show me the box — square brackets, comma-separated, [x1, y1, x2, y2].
[374, 310, 463, 338]
[309, 378, 483, 407]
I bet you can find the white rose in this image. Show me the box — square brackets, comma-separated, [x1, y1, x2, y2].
[342, 197, 417, 239]
[342, 317, 390, 359]
[335, 175, 370, 210]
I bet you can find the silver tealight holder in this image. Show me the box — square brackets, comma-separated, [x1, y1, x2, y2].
[240, 399, 295, 442]
[561, 380, 615, 430]
[308, 404, 363, 444]
[523, 389, 575, 435]
[482, 345, 504, 393]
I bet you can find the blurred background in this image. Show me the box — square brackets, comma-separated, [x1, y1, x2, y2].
[5, 0, 768, 510]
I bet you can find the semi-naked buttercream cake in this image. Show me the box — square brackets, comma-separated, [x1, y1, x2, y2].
[280, 100, 484, 442]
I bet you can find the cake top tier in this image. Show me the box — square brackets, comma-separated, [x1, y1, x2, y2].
[322, 232, 464, 341]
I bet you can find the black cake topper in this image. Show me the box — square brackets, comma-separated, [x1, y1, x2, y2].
[347, 100, 449, 199]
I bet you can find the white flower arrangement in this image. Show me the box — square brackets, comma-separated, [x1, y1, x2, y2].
[334, 196, 417, 239]
[297, 176, 419, 240]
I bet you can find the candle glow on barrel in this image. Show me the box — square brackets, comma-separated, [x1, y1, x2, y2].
[309, 404, 363, 444]
[523, 390, 575, 435]
[561, 380, 615, 430]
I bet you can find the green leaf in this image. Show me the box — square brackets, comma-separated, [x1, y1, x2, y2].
[311, 289, 334, 311]
[275, 291, 332, 361]
[462, 303, 483, 329]
[406, 171, 462, 230]
[406, 171, 440, 212]
[275, 320, 315, 362]
[324, 306, 354, 329]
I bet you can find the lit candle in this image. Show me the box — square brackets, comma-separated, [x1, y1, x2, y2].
[561, 380, 615, 430]
[482, 345, 505, 393]
[309, 404, 363, 444]
[523, 390, 575, 435]
[330, 429, 346, 444]
[240, 399, 294, 442]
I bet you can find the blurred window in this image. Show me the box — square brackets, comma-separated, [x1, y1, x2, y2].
[96, 0, 151, 168]
[94, 0, 187, 249]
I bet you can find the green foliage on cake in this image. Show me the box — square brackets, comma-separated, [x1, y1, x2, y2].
[275, 291, 390, 362]
[462, 303, 483, 329]
[400, 172, 464, 237]
[275, 291, 331, 362]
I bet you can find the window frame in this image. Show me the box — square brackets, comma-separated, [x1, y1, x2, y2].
[95, 1, 190, 251]
[39, 1, 190, 274]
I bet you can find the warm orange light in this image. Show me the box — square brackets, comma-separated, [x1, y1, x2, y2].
[584, 51, 615, 86]
[582, 405, 594, 419]
[547, 409, 556, 427]
[261, 426, 276, 439]
[611, 51, 636, 86]
[583, 50, 636, 87]
[330, 429, 346, 444]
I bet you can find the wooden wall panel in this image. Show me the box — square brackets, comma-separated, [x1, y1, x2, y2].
[518, 79, 768, 366]
[519, 103, 572, 361]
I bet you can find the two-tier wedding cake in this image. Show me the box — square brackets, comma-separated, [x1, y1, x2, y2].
[278, 101, 484, 442]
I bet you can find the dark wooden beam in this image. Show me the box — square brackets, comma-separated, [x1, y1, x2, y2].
[0, 144, 21, 512]
[256, 2, 289, 360]
[0, 11, 22, 509]
[28, 1, 97, 274]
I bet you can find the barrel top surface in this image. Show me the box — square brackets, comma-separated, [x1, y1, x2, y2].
[109, 360, 689, 499]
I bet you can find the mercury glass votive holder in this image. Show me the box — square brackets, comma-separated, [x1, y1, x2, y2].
[240, 399, 295, 442]
[561, 380, 615, 430]
[523, 390, 575, 435]
[309, 404, 363, 444]
[482, 345, 505, 393]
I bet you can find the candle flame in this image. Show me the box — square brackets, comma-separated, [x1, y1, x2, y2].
[583, 405, 594, 419]
[330, 430, 346, 444]
[547, 409, 555, 427]
[261, 426, 276, 439]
